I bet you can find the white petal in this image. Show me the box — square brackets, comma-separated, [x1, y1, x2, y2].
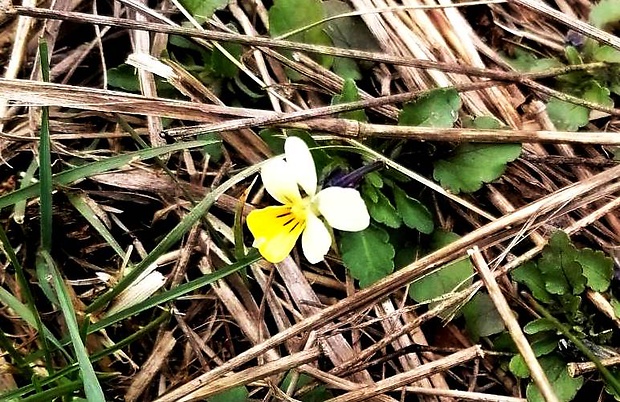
[315, 187, 370, 231]
[261, 158, 301, 204]
[285, 136, 317, 197]
[301, 213, 332, 264]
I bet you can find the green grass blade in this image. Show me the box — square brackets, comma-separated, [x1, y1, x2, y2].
[20, 380, 83, 402]
[0, 139, 216, 210]
[85, 162, 264, 313]
[67, 192, 125, 257]
[38, 250, 105, 401]
[0, 287, 66, 355]
[0, 221, 67, 359]
[38, 40, 52, 251]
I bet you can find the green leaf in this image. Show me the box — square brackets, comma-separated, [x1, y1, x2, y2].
[365, 171, 383, 188]
[538, 231, 586, 295]
[107, 64, 141, 91]
[593, 45, 620, 63]
[207, 386, 249, 402]
[332, 57, 362, 81]
[178, 0, 228, 21]
[576, 248, 613, 292]
[399, 88, 461, 128]
[331, 79, 367, 121]
[589, 0, 620, 30]
[280, 372, 333, 402]
[546, 98, 589, 131]
[211, 41, 243, 78]
[512, 261, 554, 304]
[583, 81, 614, 107]
[462, 115, 504, 129]
[564, 46, 583, 65]
[408, 231, 474, 303]
[269, 0, 333, 69]
[199, 132, 224, 162]
[323, 0, 379, 52]
[363, 188, 402, 228]
[340, 225, 395, 288]
[392, 186, 433, 234]
[524, 318, 556, 335]
[509, 354, 530, 378]
[503, 48, 562, 73]
[462, 292, 504, 341]
[433, 143, 521, 193]
[526, 355, 583, 402]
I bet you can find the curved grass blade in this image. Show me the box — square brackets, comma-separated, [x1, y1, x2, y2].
[38, 250, 105, 401]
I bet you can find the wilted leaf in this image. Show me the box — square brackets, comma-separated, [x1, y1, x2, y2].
[392, 186, 433, 234]
[341, 225, 395, 288]
[462, 292, 504, 340]
[433, 143, 521, 193]
[399, 89, 461, 128]
[409, 231, 473, 303]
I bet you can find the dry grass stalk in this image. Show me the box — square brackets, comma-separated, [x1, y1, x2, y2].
[323, 345, 483, 402]
[125, 331, 176, 402]
[468, 247, 558, 402]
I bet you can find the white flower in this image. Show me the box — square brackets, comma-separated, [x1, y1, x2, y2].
[247, 137, 370, 263]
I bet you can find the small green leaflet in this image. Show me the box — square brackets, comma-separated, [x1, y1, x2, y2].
[589, 0, 620, 29]
[538, 232, 586, 295]
[331, 79, 367, 122]
[340, 225, 395, 288]
[269, 0, 333, 69]
[392, 186, 433, 234]
[399, 88, 461, 128]
[526, 356, 583, 402]
[577, 248, 613, 292]
[433, 143, 521, 193]
[364, 189, 401, 228]
[178, 0, 229, 21]
[503, 48, 562, 73]
[461, 292, 504, 341]
[512, 261, 554, 303]
[546, 98, 588, 131]
[408, 231, 473, 304]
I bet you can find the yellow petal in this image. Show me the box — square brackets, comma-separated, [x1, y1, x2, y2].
[247, 205, 305, 263]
